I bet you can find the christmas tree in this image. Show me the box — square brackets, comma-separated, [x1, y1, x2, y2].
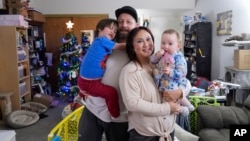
[57, 30, 81, 101]
[57, 21, 92, 101]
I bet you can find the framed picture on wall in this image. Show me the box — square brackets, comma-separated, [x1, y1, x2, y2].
[81, 30, 94, 44]
[0, 0, 6, 9]
[216, 10, 232, 35]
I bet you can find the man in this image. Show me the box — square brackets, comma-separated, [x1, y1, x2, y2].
[77, 6, 138, 141]
[103, 6, 139, 141]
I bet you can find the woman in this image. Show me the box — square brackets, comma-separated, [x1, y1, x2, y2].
[119, 26, 184, 141]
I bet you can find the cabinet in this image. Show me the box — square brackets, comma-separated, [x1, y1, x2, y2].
[0, 26, 31, 111]
[183, 22, 212, 80]
[28, 22, 50, 95]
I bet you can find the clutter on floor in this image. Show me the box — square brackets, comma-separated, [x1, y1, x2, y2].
[61, 102, 82, 118]
[32, 93, 54, 107]
[21, 101, 48, 114]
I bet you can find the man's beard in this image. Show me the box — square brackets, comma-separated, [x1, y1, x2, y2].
[117, 32, 128, 43]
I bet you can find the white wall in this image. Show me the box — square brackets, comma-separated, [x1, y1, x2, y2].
[29, 0, 195, 18]
[29, 0, 250, 80]
[28, 0, 193, 58]
[148, 15, 183, 51]
[183, 0, 250, 80]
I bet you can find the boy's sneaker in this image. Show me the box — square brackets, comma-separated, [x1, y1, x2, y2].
[74, 96, 86, 105]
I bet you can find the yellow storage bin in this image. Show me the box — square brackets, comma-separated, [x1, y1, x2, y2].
[48, 106, 84, 141]
[189, 96, 220, 135]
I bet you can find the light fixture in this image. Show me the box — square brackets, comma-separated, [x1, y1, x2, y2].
[66, 20, 74, 30]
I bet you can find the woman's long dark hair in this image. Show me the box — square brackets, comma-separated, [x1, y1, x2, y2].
[126, 26, 155, 64]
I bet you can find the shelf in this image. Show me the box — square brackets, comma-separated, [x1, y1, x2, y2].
[21, 91, 30, 97]
[184, 31, 194, 34]
[184, 22, 212, 80]
[28, 20, 50, 96]
[222, 40, 250, 46]
[18, 59, 29, 63]
[19, 75, 30, 81]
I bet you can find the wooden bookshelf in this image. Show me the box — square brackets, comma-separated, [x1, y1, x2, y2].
[0, 26, 31, 111]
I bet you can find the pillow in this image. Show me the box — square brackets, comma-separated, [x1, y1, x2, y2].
[197, 105, 223, 129]
[197, 105, 248, 129]
[244, 95, 250, 109]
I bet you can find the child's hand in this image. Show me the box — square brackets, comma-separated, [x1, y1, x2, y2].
[162, 66, 171, 75]
[156, 49, 165, 58]
[158, 49, 165, 56]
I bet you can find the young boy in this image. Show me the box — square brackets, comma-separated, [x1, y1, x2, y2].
[151, 29, 194, 116]
[75, 18, 125, 118]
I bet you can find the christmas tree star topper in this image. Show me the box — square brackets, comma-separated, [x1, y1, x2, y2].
[66, 20, 74, 30]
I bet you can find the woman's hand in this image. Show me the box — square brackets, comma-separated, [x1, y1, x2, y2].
[168, 101, 182, 114]
[163, 89, 183, 102]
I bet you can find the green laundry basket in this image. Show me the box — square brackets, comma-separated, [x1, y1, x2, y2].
[189, 96, 220, 135]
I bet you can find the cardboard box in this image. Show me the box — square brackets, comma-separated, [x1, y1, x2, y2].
[28, 10, 45, 23]
[234, 49, 250, 70]
[0, 15, 24, 21]
[33, 93, 53, 107]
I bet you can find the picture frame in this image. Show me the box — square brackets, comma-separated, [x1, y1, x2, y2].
[81, 30, 95, 44]
[216, 10, 233, 35]
[0, 0, 6, 9]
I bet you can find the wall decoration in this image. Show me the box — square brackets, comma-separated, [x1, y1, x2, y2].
[216, 10, 232, 35]
[0, 0, 6, 9]
[143, 19, 149, 27]
[81, 30, 94, 44]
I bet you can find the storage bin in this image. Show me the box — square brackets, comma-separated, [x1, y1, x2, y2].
[0, 15, 28, 28]
[19, 82, 26, 95]
[0, 15, 24, 21]
[189, 96, 220, 135]
[18, 65, 24, 78]
[17, 49, 27, 61]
